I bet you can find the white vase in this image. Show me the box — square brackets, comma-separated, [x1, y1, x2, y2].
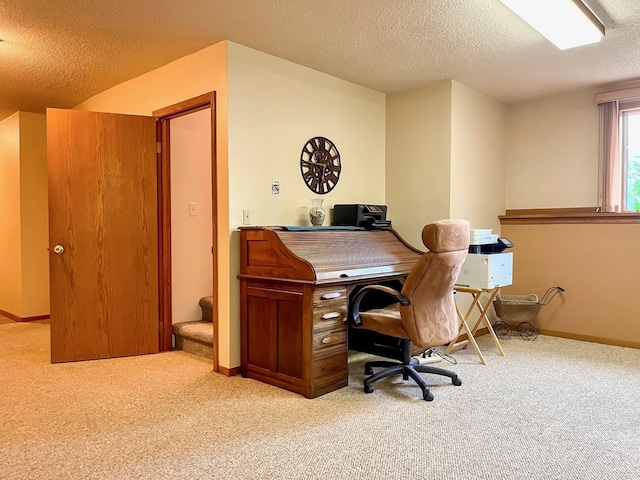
[309, 198, 326, 226]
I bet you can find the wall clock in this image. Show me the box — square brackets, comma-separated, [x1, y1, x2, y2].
[300, 136, 341, 194]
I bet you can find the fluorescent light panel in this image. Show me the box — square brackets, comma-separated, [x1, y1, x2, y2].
[501, 0, 605, 50]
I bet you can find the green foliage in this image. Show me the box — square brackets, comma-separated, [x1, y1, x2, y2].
[626, 155, 640, 211]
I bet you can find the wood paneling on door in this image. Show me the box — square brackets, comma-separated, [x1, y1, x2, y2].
[47, 109, 159, 363]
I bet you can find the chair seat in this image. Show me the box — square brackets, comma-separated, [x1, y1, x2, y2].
[359, 305, 408, 339]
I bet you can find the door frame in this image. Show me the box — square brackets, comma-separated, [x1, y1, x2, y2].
[153, 92, 219, 372]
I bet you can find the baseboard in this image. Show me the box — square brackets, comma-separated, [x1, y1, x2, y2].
[538, 328, 640, 349]
[218, 365, 241, 377]
[0, 309, 49, 322]
[469, 324, 640, 350]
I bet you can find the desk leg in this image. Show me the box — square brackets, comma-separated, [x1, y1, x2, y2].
[444, 299, 487, 365]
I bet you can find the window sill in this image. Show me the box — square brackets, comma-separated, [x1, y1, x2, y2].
[499, 207, 640, 225]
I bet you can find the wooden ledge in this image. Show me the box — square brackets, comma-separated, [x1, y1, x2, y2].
[499, 207, 640, 225]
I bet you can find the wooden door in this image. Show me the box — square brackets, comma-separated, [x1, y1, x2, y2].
[47, 109, 159, 363]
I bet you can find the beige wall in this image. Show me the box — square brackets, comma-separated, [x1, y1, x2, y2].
[385, 81, 453, 248]
[170, 109, 213, 325]
[18, 112, 49, 317]
[0, 112, 49, 319]
[501, 223, 640, 347]
[76, 40, 387, 369]
[0, 113, 23, 316]
[451, 81, 506, 233]
[386, 80, 507, 247]
[505, 88, 599, 209]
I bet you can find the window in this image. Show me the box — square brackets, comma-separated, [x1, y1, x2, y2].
[597, 93, 640, 213]
[622, 108, 640, 211]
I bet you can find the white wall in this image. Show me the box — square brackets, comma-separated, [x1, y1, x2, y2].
[451, 81, 506, 232]
[505, 88, 599, 209]
[170, 109, 213, 324]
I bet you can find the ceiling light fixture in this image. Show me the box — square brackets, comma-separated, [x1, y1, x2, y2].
[500, 0, 605, 50]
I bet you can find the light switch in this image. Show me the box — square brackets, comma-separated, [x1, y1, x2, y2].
[189, 203, 197, 216]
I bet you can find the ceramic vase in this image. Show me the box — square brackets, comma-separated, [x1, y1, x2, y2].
[309, 198, 326, 226]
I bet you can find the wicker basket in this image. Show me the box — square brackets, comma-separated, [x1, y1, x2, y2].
[493, 294, 542, 325]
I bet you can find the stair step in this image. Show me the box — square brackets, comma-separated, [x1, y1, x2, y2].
[173, 320, 213, 359]
[199, 296, 214, 323]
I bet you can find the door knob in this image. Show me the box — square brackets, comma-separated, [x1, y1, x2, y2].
[53, 245, 65, 254]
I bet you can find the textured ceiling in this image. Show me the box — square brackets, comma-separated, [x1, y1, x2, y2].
[1, 0, 640, 122]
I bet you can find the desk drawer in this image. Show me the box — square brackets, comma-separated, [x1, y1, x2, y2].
[312, 328, 347, 351]
[313, 305, 347, 331]
[312, 351, 348, 383]
[313, 286, 347, 305]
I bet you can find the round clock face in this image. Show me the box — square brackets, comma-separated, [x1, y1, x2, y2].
[300, 136, 341, 194]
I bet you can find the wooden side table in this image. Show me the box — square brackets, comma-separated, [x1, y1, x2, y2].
[444, 285, 506, 365]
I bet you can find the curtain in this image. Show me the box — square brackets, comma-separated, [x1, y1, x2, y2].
[598, 101, 620, 212]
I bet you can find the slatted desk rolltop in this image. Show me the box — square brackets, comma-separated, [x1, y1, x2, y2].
[239, 226, 422, 398]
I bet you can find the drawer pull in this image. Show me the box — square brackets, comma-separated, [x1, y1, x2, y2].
[321, 360, 341, 371]
[321, 312, 341, 320]
[321, 335, 340, 344]
[320, 292, 341, 300]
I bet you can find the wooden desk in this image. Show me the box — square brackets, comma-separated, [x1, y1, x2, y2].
[444, 285, 506, 365]
[238, 226, 422, 398]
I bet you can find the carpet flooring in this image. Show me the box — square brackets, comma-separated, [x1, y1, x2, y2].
[1, 319, 639, 479]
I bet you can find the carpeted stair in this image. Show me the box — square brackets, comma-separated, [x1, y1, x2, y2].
[172, 296, 214, 359]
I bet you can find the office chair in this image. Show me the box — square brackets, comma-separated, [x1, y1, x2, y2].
[350, 219, 470, 401]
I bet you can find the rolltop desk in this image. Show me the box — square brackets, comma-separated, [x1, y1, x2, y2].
[238, 226, 422, 398]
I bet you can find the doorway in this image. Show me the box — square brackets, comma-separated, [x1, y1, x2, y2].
[154, 93, 218, 371]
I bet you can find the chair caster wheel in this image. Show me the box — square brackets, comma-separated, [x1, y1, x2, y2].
[364, 385, 374, 394]
[453, 377, 462, 386]
[423, 391, 434, 401]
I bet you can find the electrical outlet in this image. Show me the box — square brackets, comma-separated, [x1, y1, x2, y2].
[243, 209, 250, 225]
[272, 180, 280, 195]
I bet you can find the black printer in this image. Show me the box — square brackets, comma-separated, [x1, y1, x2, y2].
[332, 204, 391, 229]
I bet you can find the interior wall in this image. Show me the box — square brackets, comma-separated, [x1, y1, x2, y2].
[226, 42, 386, 367]
[0, 113, 23, 317]
[18, 112, 49, 317]
[75, 40, 386, 369]
[385, 81, 453, 249]
[0, 112, 48, 319]
[450, 81, 506, 233]
[170, 109, 214, 324]
[505, 88, 599, 209]
[500, 222, 640, 347]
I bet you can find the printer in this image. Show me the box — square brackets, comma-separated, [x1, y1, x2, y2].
[333, 204, 391, 229]
[457, 229, 514, 289]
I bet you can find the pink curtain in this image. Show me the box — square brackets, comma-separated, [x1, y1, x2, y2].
[599, 101, 620, 212]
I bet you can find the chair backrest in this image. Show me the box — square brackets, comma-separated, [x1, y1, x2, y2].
[399, 219, 470, 349]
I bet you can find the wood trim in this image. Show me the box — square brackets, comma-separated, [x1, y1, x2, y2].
[500, 207, 640, 225]
[538, 329, 640, 350]
[473, 327, 640, 350]
[218, 365, 241, 377]
[0, 309, 50, 322]
[153, 92, 220, 373]
[156, 118, 173, 352]
[153, 92, 213, 120]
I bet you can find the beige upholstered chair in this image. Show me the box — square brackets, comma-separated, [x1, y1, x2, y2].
[350, 219, 470, 401]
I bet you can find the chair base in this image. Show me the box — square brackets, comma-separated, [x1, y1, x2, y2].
[363, 357, 462, 401]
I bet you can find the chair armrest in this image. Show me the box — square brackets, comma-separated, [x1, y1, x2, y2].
[350, 285, 410, 327]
